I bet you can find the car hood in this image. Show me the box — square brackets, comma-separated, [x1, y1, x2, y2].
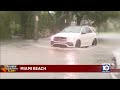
[53, 33, 80, 38]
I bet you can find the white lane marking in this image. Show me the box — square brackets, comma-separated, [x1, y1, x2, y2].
[110, 73, 118, 79]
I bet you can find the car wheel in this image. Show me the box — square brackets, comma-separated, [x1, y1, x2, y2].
[92, 38, 97, 46]
[75, 40, 81, 48]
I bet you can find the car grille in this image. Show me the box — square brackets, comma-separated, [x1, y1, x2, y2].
[54, 37, 67, 41]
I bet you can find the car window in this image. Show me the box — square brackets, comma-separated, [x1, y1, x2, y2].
[90, 27, 96, 32]
[86, 27, 92, 33]
[81, 27, 86, 34]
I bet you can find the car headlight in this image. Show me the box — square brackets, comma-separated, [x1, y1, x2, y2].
[50, 36, 54, 41]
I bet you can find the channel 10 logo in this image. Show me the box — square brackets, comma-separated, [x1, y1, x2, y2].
[102, 63, 111, 72]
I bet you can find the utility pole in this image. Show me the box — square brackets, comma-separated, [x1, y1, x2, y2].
[65, 19, 67, 27]
[34, 11, 39, 40]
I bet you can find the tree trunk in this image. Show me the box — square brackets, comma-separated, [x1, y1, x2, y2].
[76, 15, 83, 26]
[97, 25, 100, 34]
[77, 17, 80, 26]
[34, 15, 39, 40]
[20, 13, 26, 39]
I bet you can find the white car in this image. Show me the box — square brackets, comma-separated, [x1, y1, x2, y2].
[110, 48, 120, 79]
[50, 26, 97, 48]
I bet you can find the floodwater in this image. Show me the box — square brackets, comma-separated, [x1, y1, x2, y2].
[0, 33, 120, 79]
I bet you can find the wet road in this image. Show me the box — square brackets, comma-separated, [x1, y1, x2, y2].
[0, 33, 120, 79]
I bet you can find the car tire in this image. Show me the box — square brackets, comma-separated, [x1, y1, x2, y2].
[75, 40, 81, 48]
[92, 38, 97, 46]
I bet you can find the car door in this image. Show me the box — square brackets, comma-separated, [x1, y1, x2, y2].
[80, 27, 88, 46]
[85, 27, 94, 45]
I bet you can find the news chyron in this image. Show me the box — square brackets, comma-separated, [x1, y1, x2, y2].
[0, 65, 18, 72]
[0, 64, 112, 73]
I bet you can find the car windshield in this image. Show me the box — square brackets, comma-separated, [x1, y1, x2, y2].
[61, 26, 81, 33]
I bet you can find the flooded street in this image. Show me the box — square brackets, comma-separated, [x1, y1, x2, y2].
[0, 33, 120, 79]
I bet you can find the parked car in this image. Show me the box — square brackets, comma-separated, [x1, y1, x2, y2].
[50, 26, 97, 48]
[110, 48, 120, 79]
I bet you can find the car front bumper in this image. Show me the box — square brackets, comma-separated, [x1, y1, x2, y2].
[51, 41, 74, 48]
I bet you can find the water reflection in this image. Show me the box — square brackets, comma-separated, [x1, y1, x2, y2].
[65, 51, 76, 65]
[48, 49, 78, 79]
[64, 52, 78, 79]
